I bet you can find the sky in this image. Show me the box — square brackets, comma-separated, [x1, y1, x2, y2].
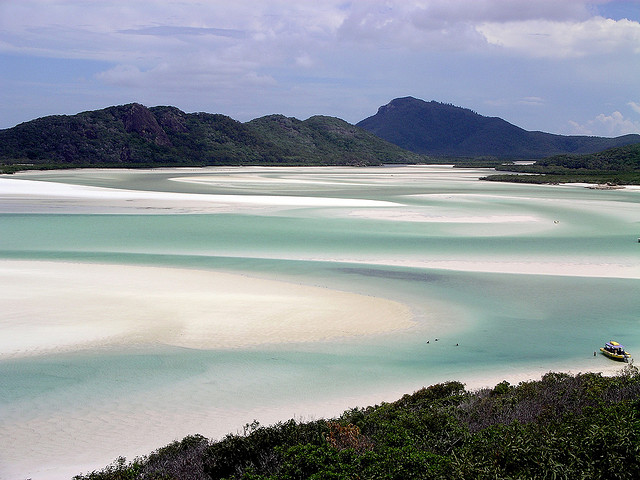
[0, 0, 639, 137]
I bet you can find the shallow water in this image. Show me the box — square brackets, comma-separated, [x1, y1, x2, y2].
[1, 166, 639, 479]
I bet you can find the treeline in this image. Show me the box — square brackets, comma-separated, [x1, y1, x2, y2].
[482, 142, 640, 185]
[75, 368, 640, 480]
[0, 104, 425, 174]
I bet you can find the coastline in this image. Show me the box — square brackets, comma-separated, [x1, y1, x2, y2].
[6, 361, 632, 480]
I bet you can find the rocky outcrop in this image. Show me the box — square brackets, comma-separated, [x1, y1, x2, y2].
[120, 103, 172, 147]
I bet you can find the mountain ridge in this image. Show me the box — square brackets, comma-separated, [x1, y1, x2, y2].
[1, 98, 639, 173]
[356, 96, 640, 159]
[0, 103, 423, 171]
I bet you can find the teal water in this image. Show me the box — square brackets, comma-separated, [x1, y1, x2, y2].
[1, 166, 639, 478]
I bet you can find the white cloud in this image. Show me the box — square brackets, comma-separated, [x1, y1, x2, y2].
[335, 0, 616, 52]
[569, 111, 640, 136]
[478, 16, 640, 57]
[4, 1, 632, 65]
[518, 96, 545, 106]
[95, 64, 145, 87]
[295, 54, 315, 68]
[629, 101, 640, 114]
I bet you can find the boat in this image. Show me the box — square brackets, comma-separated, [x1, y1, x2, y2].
[600, 340, 631, 362]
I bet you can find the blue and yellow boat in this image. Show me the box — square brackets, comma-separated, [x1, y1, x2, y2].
[600, 340, 631, 362]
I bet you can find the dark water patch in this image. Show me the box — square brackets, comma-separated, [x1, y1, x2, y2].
[334, 267, 445, 283]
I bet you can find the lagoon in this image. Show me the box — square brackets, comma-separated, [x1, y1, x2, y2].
[1, 166, 639, 479]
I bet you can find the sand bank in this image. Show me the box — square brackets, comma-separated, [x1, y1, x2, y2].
[347, 208, 542, 224]
[0, 177, 397, 214]
[0, 260, 414, 358]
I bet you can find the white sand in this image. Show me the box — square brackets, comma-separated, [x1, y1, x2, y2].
[0, 177, 397, 214]
[0, 259, 416, 479]
[348, 208, 543, 224]
[0, 260, 414, 358]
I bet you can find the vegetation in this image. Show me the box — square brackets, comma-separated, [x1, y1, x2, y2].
[74, 368, 640, 480]
[356, 97, 640, 159]
[0, 104, 425, 174]
[3, 100, 639, 174]
[483, 142, 640, 185]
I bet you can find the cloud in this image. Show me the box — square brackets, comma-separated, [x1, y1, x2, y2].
[2, 1, 638, 81]
[629, 101, 640, 114]
[569, 110, 640, 136]
[478, 16, 640, 57]
[518, 96, 545, 106]
[95, 64, 145, 87]
[119, 26, 247, 39]
[335, 0, 622, 52]
[0, 1, 639, 132]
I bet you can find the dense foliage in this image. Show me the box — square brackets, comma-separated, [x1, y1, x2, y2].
[0, 104, 424, 173]
[75, 368, 640, 480]
[356, 97, 640, 159]
[483, 142, 640, 185]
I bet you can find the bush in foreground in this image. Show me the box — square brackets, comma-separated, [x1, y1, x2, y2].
[75, 368, 640, 480]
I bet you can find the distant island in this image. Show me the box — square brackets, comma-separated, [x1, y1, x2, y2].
[74, 369, 640, 479]
[1, 97, 639, 185]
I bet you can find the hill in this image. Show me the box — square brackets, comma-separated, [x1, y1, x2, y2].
[0, 104, 424, 172]
[74, 369, 640, 480]
[357, 97, 640, 159]
[484, 142, 640, 185]
[247, 114, 424, 165]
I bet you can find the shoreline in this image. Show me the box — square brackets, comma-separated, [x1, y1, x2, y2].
[6, 362, 633, 480]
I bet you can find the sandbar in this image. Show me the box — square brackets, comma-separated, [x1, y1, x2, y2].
[0, 260, 414, 358]
[0, 177, 397, 214]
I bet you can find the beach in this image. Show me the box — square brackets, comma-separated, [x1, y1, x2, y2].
[1, 166, 638, 479]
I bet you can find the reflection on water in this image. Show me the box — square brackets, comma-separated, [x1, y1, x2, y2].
[1, 166, 639, 479]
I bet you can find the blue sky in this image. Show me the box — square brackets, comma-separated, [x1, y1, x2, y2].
[1, 0, 639, 137]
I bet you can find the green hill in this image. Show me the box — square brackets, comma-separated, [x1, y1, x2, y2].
[0, 104, 424, 173]
[485, 142, 640, 184]
[535, 142, 640, 171]
[357, 97, 640, 159]
[247, 114, 424, 165]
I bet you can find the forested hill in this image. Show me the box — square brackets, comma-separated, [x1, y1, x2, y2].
[0, 103, 424, 172]
[357, 96, 640, 159]
[535, 141, 640, 170]
[484, 141, 640, 184]
[3, 100, 639, 173]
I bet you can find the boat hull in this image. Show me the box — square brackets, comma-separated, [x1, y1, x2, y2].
[600, 347, 631, 362]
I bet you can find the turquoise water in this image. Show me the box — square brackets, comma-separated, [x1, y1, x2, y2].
[1, 166, 639, 478]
